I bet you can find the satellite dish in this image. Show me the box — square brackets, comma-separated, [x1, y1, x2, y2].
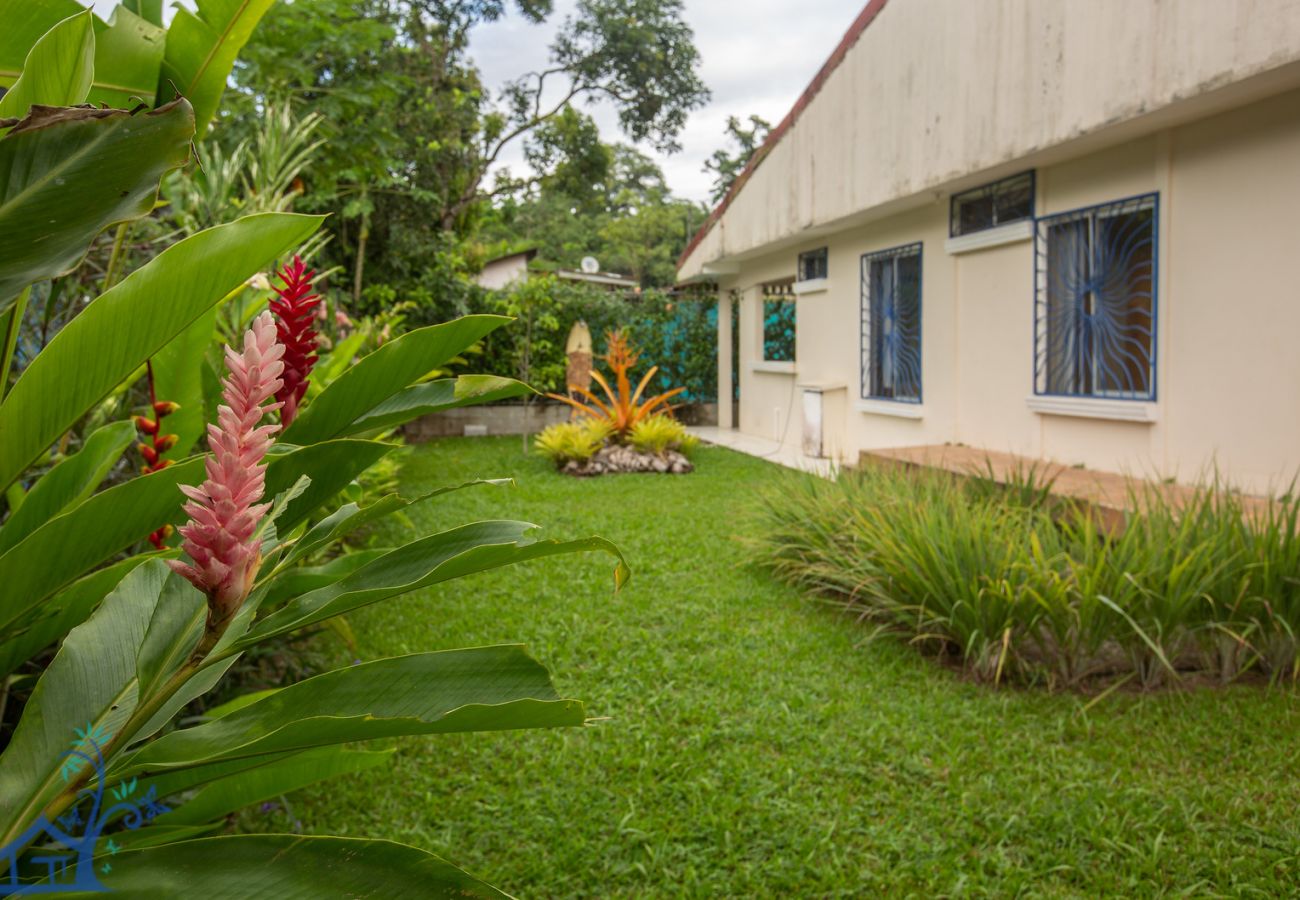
[580, 256, 600, 274]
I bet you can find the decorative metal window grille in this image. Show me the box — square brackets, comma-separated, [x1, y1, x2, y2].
[1034, 193, 1157, 400]
[860, 243, 922, 403]
[762, 281, 796, 362]
[950, 171, 1035, 237]
[797, 247, 828, 281]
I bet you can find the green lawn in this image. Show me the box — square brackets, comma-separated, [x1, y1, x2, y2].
[270, 437, 1300, 897]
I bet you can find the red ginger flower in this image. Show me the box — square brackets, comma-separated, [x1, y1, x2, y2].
[269, 255, 320, 426]
[168, 312, 285, 627]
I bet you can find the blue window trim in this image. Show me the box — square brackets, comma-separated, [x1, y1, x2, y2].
[1032, 191, 1159, 402]
[860, 241, 923, 404]
[949, 170, 1036, 238]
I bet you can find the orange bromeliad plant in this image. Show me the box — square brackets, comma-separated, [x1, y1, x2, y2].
[548, 330, 685, 440]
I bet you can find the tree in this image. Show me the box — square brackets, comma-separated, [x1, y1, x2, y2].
[702, 113, 771, 205]
[233, 0, 709, 305]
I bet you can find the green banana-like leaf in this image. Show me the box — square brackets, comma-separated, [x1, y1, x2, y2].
[0, 459, 198, 638]
[75, 835, 508, 898]
[155, 747, 393, 827]
[158, 0, 277, 135]
[116, 645, 585, 777]
[0, 212, 324, 491]
[0, 561, 169, 846]
[0, 420, 134, 555]
[122, 0, 164, 28]
[0, 99, 194, 306]
[151, 307, 219, 458]
[0, 10, 95, 123]
[282, 316, 512, 446]
[0, 556, 150, 681]
[260, 439, 396, 534]
[341, 374, 534, 437]
[0, 439, 391, 642]
[261, 551, 388, 607]
[238, 521, 630, 650]
[0, 3, 166, 108]
[276, 478, 513, 571]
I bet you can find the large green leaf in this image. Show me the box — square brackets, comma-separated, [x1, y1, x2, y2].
[275, 478, 512, 571]
[0, 420, 134, 555]
[0, 557, 149, 681]
[155, 747, 393, 826]
[282, 316, 512, 445]
[74, 835, 508, 898]
[150, 303, 219, 459]
[0, 99, 194, 305]
[0, 212, 324, 490]
[239, 521, 629, 650]
[0, 10, 95, 123]
[158, 0, 278, 134]
[341, 374, 533, 437]
[0, 3, 166, 108]
[0, 458, 198, 638]
[0, 439, 390, 642]
[117, 646, 585, 776]
[87, 5, 166, 107]
[0, 0, 86, 87]
[0, 561, 169, 846]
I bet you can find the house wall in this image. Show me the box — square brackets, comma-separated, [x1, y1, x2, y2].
[475, 255, 529, 290]
[680, 0, 1300, 280]
[717, 88, 1300, 494]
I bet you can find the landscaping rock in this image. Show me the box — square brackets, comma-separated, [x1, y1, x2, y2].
[560, 444, 694, 477]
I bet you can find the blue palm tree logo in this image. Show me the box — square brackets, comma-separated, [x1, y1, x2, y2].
[0, 725, 169, 894]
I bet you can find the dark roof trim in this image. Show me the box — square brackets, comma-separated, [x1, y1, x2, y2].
[677, 0, 891, 270]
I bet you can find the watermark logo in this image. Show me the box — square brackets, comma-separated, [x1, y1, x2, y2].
[0, 725, 168, 895]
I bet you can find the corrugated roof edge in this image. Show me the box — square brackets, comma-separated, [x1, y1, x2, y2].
[676, 0, 891, 272]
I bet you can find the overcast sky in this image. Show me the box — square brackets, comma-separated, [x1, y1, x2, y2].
[91, 0, 864, 203]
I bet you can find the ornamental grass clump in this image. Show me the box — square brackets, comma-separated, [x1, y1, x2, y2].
[168, 311, 284, 633]
[748, 464, 1300, 689]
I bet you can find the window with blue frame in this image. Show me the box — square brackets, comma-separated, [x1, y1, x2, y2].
[1034, 194, 1157, 400]
[762, 281, 796, 362]
[860, 243, 922, 402]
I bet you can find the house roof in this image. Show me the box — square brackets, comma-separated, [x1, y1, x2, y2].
[677, 0, 891, 270]
[481, 247, 538, 267]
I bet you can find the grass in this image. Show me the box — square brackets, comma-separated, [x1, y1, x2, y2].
[261, 437, 1300, 896]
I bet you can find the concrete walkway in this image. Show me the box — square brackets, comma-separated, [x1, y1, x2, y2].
[689, 426, 838, 477]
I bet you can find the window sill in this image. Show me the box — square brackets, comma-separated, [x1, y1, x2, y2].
[792, 277, 829, 295]
[1027, 395, 1158, 423]
[855, 398, 924, 419]
[944, 220, 1033, 255]
[752, 360, 796, 375]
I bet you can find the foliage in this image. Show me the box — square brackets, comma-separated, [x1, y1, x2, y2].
[0, 7, 627, 891]
[482, 134, 706, 288]
[547, 329, 685, 440]
[533, 419, 611, 466]
[748, 464, 1300, 688]
[233, 0, 708, 306]
[702, 113, 771, 205]
[475, 277, 717, 402]
[287, 437, 1300, 897]
[628, 413, 692, 457]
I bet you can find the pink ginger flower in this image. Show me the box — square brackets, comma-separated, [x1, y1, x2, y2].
[168, 312, 285, 627]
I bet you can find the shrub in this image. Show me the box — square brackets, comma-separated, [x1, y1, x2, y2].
[629, 414, 689, 456]
[748, 464, 1300, 689]
[535, 420, 611, 465]
[548, 330, 684, 441]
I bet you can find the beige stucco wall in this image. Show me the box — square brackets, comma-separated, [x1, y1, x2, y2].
[681, 0, 1300, 281]
[716, 88, 1300, 494]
